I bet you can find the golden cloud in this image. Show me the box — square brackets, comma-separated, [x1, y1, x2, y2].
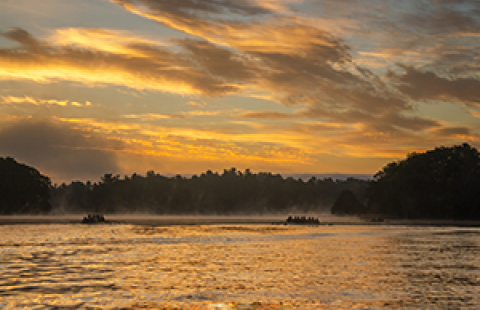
[51, 116, 314, 163]
[2, 0, 479, 169]
[1, 95, 92, 107]
[122, 113, 187, 120]
[469, 110, 480, 118]
[50, 28, 169, 57]
[0, 28, 244, 96]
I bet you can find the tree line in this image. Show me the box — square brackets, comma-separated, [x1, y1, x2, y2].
[332, 143, 480, 219]
[2, 143, 479, 219]
[49, 168, 368, 215]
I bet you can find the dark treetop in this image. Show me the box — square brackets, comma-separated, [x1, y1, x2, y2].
[49, 168, 368, 215]
[0, 157, 52, 214]
[363, 143, 480, 219]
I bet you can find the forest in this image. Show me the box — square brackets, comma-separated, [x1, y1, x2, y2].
[0, 157, 368, 214]
[331, 143, 480, 219]
[0, 157, 51, 214]
[366, 143, 480, 219]
[1, 142, 479, 219]
[49, 169, 368, 215]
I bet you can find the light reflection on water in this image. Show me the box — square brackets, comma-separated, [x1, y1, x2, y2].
[0, 224, 479, 309]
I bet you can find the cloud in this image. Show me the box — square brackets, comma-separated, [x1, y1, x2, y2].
[236, 111, 296, 120]
[393, 65, 480, 107]
[122, 113, 187, 120]
[0, 6, 403, 130]
[431, 126, 479, 141]
[1, 0, 479, 170]
[49, 27, 168, 57]
[0, 119, 122, 182]
[178, 38, 255, 82]
[117, 0, 273, 17]
[1, 27, 43, 50]
[51, 115, 315, 165]
[109, 0, 451, 139]
[315, 0, 480, 76]
[470, 110, 480, 118]
[111, 0, 350, 57]
[106, 0, 480, 115]
[184, 110, 223, 116]
[0, 28, 244, 96]
[401, 2, 480, 36]
[1, 95, 92, 107]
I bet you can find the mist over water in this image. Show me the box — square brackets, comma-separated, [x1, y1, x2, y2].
[0, 214, 362, 225]
[0, 220, 479, 309]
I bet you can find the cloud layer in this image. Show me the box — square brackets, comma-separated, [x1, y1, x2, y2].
[0, 119, 121, 182]
[0, 0, 479, 180]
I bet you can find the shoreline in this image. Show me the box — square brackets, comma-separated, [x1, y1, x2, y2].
[0, 215, 480, 227]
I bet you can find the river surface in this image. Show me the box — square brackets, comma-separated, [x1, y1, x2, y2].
[0, 222, 479, 309]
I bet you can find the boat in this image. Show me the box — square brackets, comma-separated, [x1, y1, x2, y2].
[82, 214, 107, 224]
[285, 215, 320, 225]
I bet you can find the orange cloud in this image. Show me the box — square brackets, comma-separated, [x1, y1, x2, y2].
[236, 111, 297, 120]
[111, 0, 349, 59]
[122, 113, 187, 120]
[470, 110, 480, 118]
[184, 110, 223, 116]
[1, 0, 479, 174]
[49, 28, 167, 57]
[1, 95, 92, 107]
[0, 28, 243, 96]
[51, 116, 313, 164]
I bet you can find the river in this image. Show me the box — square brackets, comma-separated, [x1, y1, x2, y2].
[0, 221, 479, 309]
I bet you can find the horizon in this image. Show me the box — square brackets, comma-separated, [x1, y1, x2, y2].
[1, 1, 479, 184]
[54, 170, 374, 186]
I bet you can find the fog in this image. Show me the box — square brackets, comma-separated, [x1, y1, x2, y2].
[0, 214, 365, 225]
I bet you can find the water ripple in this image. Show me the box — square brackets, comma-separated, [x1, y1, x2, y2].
[0, 224, 478, 308]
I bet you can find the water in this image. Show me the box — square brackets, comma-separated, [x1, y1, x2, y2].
[0, 222, 479, 309]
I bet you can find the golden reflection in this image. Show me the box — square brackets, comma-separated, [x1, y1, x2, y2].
[0, 223, 478, 308]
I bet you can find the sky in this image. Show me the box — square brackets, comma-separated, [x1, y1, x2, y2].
[0, 0, 479, 184]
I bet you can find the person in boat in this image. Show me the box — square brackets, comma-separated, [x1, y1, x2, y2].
[82, 214, 106, 223]
[285, 215, 320, 224]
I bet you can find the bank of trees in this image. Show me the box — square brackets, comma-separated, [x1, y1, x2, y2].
[331, 190, 365, 215]
[365, 143, 480, 219]
[331, 143, 480, 219]
[50, 168, 369, 214]
[5, 142, 478, 218]
[0, 157, 52, 214]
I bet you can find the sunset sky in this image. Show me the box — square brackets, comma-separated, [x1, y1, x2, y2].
[0, 0, 479, 183]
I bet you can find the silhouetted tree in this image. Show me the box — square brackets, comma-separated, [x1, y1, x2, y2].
[331, 190, 364, 215]
[49, 167, 369, 214]
[0, 157, 51, 214]
[366, 143, 480, 219]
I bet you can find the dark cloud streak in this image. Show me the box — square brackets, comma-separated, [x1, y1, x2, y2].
[0, 119, 121, 183]
[394, 65, 480, 107]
